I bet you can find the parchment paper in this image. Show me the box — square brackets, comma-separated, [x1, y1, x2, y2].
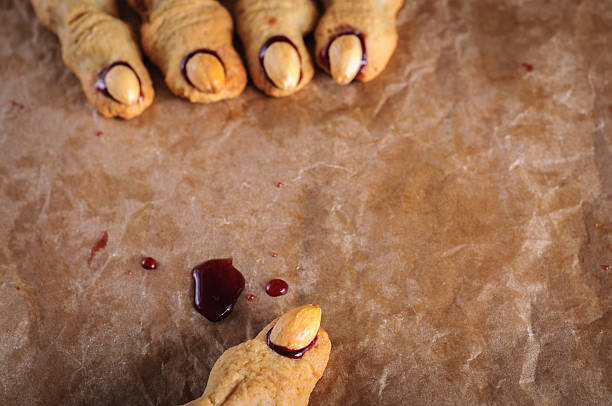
[1, 0, 611, 404]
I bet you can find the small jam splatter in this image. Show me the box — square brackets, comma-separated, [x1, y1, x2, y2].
[15, 286, 21, 291]
[270, 252, 278, 257]
[193, 258, 245, 322]
[87, 231, 108, 265]
[266, 279, 288, 297]
[266, 329, 317, 359]
[10, 100, 24, 109]
[5, 100, 25, 115]
[141, 257, 157, 270]
[247, 294, 255, 301]
[601, 265, 610, 271]
[96, 131, 103, 137]
[268, 17, 277, 25]
[275, 182, 284, 188]
[520, 62, 534, 72]
[127, 271, 133, 275]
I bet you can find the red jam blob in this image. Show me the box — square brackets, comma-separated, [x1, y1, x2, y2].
[266, 329, 318, 359]
[193, 258, 245, 322]
[601, 265, 610, 271]
[87, 231, 108, 265]
[521, 62, 534, 72]
[141, 257, 157, 270]
[247, 294, 255, 301]
[270, 252, 278, 257]
[265, 279, 288, 297]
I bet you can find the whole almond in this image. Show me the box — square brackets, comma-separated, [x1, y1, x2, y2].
[263, 41, 301, 90]
[270, 304, 321, 350]
[105, 65, 140, 105]
[329, 34, 362, 85]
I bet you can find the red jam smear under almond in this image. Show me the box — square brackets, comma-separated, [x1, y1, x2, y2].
[266, 328, 318, 359]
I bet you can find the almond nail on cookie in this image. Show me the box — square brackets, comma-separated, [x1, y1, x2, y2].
[30, 0, 154, 119]
[234, 0, 319, 97]
[181, 305, 331, 406]
[315, 0, 404, 85]
[127, 0, 247, 103]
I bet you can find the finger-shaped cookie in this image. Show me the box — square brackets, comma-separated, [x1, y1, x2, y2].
[315, 0, 404, 85]
[30, 0, 154, 119]
[127, 0, 246, 103]
[234, 0, 318, 97]
[182, 305, 331, 406]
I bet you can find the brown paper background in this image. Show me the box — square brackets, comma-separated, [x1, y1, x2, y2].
[1, 0, 611, 404]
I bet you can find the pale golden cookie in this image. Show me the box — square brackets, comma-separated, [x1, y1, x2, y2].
[127, 0, 247, 103]
[315, 0, 404, 84]
[234, 0, 318, 97]
[183, 305, 331, 406]
[30, 0, 154, 119]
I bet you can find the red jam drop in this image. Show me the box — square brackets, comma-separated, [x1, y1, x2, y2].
[601, 265, 610, 271]
[270, 252, 278, 257]
[141, 257, 157, 270]
[521, 62, 534, 72]
[247, 294, 255, 301]
[266, 279, 288, 297]
[193, 258, 245, 322]
[96, 131, 103, 137]
[275, 182, 283, 188]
